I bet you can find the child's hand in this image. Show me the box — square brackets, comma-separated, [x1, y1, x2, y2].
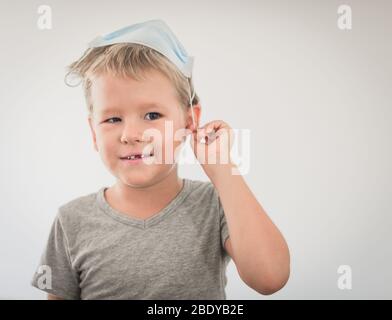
[189, 120, 234, 176]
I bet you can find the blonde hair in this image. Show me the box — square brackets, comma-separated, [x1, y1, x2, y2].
[65, 43, 199, 117]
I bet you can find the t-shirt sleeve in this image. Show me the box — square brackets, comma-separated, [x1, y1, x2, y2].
[31, 213, 80, 299]
[217, 193, 230, 254]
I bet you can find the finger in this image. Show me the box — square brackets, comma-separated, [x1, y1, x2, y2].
[198, 130, 215, 144]
[214, 127, 234, 150]
[197, 121, 229, 144]
[203, 120, 226, 132]
[198, 124, 218, 143]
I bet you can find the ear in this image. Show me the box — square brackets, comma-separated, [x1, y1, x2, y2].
[185, 103, 201, 132]
[88, 116, 99, 152]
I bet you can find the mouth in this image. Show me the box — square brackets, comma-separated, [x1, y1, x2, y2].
[120, 152, 154, 161]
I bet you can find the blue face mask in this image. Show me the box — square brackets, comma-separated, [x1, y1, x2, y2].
[88, 19, 194, 79]
[88, 19, 197, 128]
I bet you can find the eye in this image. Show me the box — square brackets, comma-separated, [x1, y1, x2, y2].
[104, 117, 121, 124]
[145, 112, 162, 121]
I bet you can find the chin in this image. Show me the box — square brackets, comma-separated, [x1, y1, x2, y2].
[120, 174, 154, 187]
[118, 170, 163, 188]
[114, 161, 176, 187]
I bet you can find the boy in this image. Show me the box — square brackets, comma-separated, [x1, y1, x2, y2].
[31, 19, 290, 299]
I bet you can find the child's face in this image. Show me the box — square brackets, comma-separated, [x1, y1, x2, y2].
[88, 70, 200, 188]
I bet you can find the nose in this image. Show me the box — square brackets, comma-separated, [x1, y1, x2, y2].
[120, 119, 149, 144]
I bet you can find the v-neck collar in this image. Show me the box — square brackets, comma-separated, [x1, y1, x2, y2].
[96, 178, 192, 229]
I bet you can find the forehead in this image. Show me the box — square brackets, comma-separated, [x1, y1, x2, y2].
[90, 71, 180, 113]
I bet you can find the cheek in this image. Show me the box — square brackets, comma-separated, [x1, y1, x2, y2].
[95, 130, 118, 154]
[150, 123, 185, 157]
[171, 123, 188, 151]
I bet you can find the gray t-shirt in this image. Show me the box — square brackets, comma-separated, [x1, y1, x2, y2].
[31, 178, 231, 300]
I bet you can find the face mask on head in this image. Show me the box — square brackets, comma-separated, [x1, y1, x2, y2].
[88, 19, 197, 129]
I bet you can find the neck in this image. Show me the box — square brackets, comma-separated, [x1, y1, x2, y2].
[108, 167, 184, 216]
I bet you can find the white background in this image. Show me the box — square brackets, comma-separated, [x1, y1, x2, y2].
[0, 0, 391, 299]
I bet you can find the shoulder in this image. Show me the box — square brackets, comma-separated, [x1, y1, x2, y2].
[185, 179, 222, 215]
[56, 188, 101, 229]
[187, 178, 216, 193]
[187, 178, 219, 201]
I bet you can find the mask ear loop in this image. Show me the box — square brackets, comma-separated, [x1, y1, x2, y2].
[188, 78, 197, 130]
